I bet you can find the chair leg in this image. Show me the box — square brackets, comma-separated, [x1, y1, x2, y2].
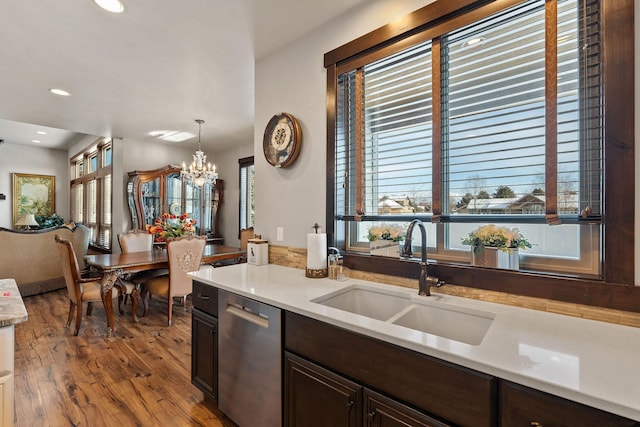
[65, 301, 75, 329]
[75, 302, 83, 336]
[86, 301, 93, 316]
[141, 286, 149, 317]
[167, 296, 173, 326]
[118, 293, 124, 315]
[130, 287, 139, 323]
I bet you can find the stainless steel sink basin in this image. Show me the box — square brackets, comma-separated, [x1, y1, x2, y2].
[311, 285, 412, 321]
[391, 303, 494, 345]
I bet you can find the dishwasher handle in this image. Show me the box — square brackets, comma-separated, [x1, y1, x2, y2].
[225, 303, 269, 328]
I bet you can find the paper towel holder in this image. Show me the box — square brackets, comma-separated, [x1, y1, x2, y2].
[306, 223, 328, 278]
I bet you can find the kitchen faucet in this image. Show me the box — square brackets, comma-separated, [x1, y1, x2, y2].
[401, 219, 443, 296]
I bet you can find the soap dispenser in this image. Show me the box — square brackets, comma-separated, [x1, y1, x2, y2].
[328, 247, 342, 280]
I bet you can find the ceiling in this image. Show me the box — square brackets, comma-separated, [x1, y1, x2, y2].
[0, 0, 367, 151]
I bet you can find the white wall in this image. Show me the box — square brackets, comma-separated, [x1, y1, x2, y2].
[0, 143, 68, 228]
[212, 143, 254, 248]
[254, 0, 434, 249]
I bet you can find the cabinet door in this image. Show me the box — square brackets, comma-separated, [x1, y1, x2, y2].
[191, 309, 217, 403]
[500, 381, 639, 427]
[140, 177, 161, 227]
[364, 389, 450, 427]
[165, 172, 182, 216]
[285, 352, 362, 427]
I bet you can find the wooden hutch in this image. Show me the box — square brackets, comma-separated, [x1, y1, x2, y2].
[127, 165, 223, 240]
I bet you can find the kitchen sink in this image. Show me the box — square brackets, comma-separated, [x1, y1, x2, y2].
[312, 284, 495, 345]
[311, 285, 412, 321]
[391, 302, 494, 345]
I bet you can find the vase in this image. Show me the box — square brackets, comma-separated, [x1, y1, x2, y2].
[471, 247, 519, 270]
[369, 240, 402, 258]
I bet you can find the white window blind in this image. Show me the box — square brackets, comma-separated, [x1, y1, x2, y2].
[441, 0, 601, 220]
[336, 41, 433, 218]
[98, 174, 111, 247]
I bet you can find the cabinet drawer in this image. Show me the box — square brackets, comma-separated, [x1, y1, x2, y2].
[500, 381, 639, 427]
[285, 312, 496, 427]
[192, 281, 217, 316]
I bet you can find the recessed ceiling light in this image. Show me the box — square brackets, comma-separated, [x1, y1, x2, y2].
[49, 88, 71, 96]
[94, 0, 124, 13]
[149, 130, 195, 142]
[32, 140, 41, 143]
[37, 131, 47, 135]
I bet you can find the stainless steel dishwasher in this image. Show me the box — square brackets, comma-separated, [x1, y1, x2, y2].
[218, 289, 282, 427]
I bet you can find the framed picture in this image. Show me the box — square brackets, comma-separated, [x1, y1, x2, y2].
[12, 173, 55, 227]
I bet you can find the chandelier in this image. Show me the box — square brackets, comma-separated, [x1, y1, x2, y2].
[181, 119, 218, 187]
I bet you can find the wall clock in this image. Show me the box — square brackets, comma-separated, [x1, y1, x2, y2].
[263, 113, 302, 168]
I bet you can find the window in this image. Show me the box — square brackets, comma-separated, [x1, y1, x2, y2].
[326, 0, 634, 310]
[239, 156, 255, 233]
[70, 139, 113, 250]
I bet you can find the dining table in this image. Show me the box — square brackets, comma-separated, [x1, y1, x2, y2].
[84, 244, 245, 337]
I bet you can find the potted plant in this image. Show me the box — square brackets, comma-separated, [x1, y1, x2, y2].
[367, 224, 406, 257]
[461, 224, 532, 270]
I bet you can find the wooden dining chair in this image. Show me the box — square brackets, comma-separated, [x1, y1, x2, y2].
[117, 231, 168, 320]
[140, 235, 207, 326]
[55, 234, 115, 336]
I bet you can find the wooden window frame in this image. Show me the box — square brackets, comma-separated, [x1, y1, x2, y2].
[238, 156, 255, 237]
[70, 138, 113, 251]
[325, 0, 636, 312]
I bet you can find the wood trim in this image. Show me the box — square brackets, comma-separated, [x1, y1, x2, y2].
[431, 37, 442, 221]
[324, 0, 496, 67]
[326, 64, 338, 244]
[544, 0, 560, 225]
[602, 0, 635, 284]
[355, 68, 364, 216]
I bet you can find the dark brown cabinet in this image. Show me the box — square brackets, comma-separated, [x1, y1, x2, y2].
[364, 389, 449, 427]
[500, 381, 639, 427]
[284, 312, 492, 427]
[285, 352, 362, 427]
[127, 165, 224, 237]
[191, 281, 218, 403]
[284, 352, 451, 427]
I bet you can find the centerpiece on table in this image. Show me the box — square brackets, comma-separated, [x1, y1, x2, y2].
[367, 224, 405, 257]
[461, 224, 532, 270]
[146, 213, 196, 242]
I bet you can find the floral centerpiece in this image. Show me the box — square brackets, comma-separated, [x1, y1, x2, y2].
[146, 213, 196, 242]
[367, 224, 406, 257]
[461, 224, 531, 270]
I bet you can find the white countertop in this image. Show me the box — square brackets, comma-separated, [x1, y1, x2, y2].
[0, 278, 28, 327]
[190, 263, 640, 421]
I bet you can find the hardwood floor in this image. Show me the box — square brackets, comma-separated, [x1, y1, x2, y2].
[14, 289, 236, 427]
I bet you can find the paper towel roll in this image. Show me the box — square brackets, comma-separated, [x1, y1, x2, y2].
[306, 233, 328, 277]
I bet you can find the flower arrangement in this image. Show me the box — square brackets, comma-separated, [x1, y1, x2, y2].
[367, 224, 405, 242]
[461, 224, 532, 254]
[146, 213, 196, 242]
